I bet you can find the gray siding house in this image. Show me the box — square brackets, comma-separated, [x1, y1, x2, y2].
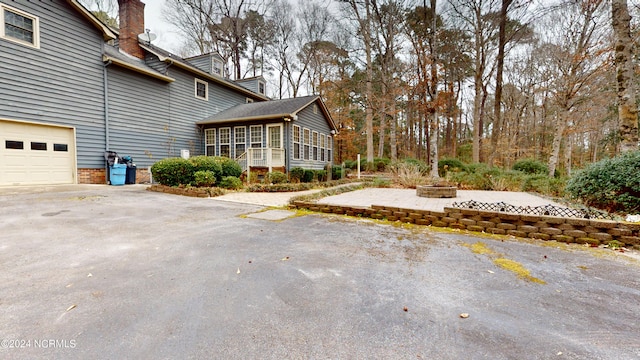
[0, 0, 336, 186]
[197, 95, 337, 176]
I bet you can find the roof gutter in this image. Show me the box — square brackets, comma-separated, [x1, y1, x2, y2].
[103, 55, 175, 83]
[196, 113, 294, 125]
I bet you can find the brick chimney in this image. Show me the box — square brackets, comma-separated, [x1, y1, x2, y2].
[118, 0, 145, 59]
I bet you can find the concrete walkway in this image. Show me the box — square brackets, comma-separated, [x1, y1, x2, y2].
[213, 186, 566, 211]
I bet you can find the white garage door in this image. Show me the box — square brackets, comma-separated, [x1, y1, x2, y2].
[0, 120, 76, 186]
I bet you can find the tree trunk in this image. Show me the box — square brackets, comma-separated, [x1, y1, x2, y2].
[429, 0, 439, 178]
[548, 113, 565, 178]
[612, 0, 639, 153]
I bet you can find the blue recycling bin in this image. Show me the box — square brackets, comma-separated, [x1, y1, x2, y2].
[109, 164, 126, 185]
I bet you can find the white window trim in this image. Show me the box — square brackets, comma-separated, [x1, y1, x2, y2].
[0, 4, 40, 49]
[212, 58, 223, 76]
[219, 127, 231, 157]
[195, 78, 208, 100]
[313, 104, 318, 114]
[258, 80, 266, 95]
[312, 131, 319, 161]
[234, 126, 246, 158]
[320, 133, 326, 162]
[303, 128, 311, 161]
[246, 98, 254, 104]
[250, 125, 263, 148]
[205, 128, 216, 156]
[292, 125, 301, 160]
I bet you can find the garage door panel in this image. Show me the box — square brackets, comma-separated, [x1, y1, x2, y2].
[0, 121, 76, 186]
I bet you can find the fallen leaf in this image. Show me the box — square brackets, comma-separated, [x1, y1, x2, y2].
[403, 307, 408, 312]
[281, 256, 290, 261]
[237, 268, 241, 274]
[87, 273, 93, 277]
[248, 260, 252, 264]
[66, 284, 73, 288]
[459, 313, 469, 319]
[543, 255, 547, 259]
[66, 305, 77, 312]
[487, 270, 494, 274]
[557, 352, 563, 356]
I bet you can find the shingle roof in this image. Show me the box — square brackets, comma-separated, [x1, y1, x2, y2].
[196, 95, 320, 125]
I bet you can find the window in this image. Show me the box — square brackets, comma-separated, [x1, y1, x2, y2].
[313, 104, 318, 114]
[303, 128, 310, 161]
[312, 131, 318, 161]
[205, 128, 216, 156]
[212, 58, 223, 76]
[195, 78, 208, 100]
[327, 136, 332, 163]
[292, 125, 301, 160]
[320, 134, 326, 162]
[53, 144, 68, 152]
[5, 140, 23, 149]
[234, 126, 246, 157]
[31, 142, 46, 151]
[219, 128, 230, 157]
[246, 98, 254, 104]
[258, 81, 265, 95]
[250, 125, 262, 148]
[1, 5, 40, 48]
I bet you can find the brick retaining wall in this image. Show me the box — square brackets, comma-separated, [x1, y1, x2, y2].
[290, 201, 640, 248]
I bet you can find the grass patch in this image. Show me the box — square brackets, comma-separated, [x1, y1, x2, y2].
[288, 183, 369, 203]
[493, 258, 547, 284]
[464, 241, 546, 285]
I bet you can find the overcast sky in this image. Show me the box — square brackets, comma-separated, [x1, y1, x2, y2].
[140, 0, 180, 52]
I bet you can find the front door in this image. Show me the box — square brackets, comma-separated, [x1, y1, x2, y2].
[267, 124, 282, 149]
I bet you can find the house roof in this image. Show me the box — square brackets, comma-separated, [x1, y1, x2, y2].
[196, 95, 338, 131]
[139, 43, 270, 101]
[103, 45, 175, 82]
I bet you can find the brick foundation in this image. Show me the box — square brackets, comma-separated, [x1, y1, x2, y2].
[78, 167, 151, 184]
[78, 168, 106, 184]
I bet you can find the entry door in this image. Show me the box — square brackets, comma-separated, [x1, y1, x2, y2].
[267, 124, 282, 149]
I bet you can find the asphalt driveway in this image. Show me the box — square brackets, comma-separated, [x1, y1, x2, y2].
[0, 185, 639, 359]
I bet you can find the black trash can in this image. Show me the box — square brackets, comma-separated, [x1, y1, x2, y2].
[125, 164, 137, 184]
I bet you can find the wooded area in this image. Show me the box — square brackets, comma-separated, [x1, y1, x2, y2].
[86, 0, 640, 176]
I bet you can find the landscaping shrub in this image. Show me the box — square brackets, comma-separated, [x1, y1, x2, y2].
[193, 170, 216, 187]
[512, 158, 548, 175]
[566, 151, 640, 213]
[522, 175, 565, 197]
[372, 176, 391, 188]
[315, 170, 327, 182]
[403, 158, 430, 173]
[373, 157, 391, 172]
[302, 169, 315, 183]
[265, 171, 288, 184]
[212, 156, 242, 179]
[219, 176, 243, 190]
[331, 165, 344, 179]
[343, 159, 358, 170]
[189, 155, 223, 179]
[289, 167, 304, 183]
[390, 162, 429, 188]
[438, 158, 468, 176]
[151, 157, 194, 186]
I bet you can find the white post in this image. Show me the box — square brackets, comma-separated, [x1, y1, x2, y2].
[246, 150, 251, 183]
[267, 148, 272, 173]
[357, 154, 361, 179]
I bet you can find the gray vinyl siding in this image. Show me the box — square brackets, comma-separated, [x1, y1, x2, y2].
[186, 56, 211, 73]
[106, 66, 170, 168]
[106, 59, 257, 167]
[288, 103, 333, 170]
[0, 0, 106, 168]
